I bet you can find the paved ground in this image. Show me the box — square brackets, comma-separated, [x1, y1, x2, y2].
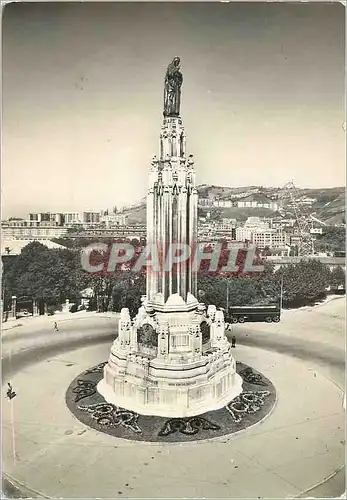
[1, 298, 345, 498]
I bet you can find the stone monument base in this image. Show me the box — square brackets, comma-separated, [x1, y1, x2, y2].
[97, 297, 243, 418]
[97, 359, 243, 418]
[66, 360, 276, 443]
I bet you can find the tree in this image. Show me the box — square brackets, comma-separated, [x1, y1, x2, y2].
[276, 259, 330, 308]
[330, 266, 345, 288]
[2, 242, 88, 304]
[315, 226, 345, 254]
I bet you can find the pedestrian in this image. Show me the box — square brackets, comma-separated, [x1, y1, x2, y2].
[53, 321, 59, 332]
[6, 383, 16, 400]
[231, 335, 236, 348]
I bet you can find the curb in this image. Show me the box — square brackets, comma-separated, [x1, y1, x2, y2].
[293, 464, 345, 498]
[2, 474, 49, 499]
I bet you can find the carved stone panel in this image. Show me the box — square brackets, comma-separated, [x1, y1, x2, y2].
[138, 323, 158, 348]
[200, 321, 210, 344]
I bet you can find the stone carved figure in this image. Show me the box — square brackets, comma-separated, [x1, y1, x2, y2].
[164, 57, 183, 117]
[138, 323, 158, 348]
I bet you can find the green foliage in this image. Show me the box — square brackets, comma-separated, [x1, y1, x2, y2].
[2, 241, 89, 302]
[2, 242, 340, 313]
[276, 259, 330, 308]
[198, 259, 333, 309]
[330, 266, 345, 287]
[315, 226, 345, 253]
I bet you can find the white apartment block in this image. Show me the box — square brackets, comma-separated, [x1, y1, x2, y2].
[252, 229, 289, 249]
[100, 213, 128, 227]
[29, 212, 64, 225]
[212, 199, 233, 208]
[237, 194, 279, 211]
[235, 227, 253, 242]
[244, 217, 269, 230]
[82, 211, 101, 224]
[64, 212, 83, 225]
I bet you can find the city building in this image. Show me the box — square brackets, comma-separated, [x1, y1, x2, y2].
[82, 211, 101, 225]
[198, 197, 213, 207]
[271, 217, 296, 230]
[29, 212, 65, 225]
[235, 227, 253, 242]
[213, 198, 233, 208]
[296, 196, 317, 206]
[1, 221, 68, 240]
[100, 213, 128, 227]
[236, 194, 279, 211]
[63, 212, 83, 225]
[68, 225, 146, 239]
[244, 216, 270, 230]
[252, 229, 289, 249]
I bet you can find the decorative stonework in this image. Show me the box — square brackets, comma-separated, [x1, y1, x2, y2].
[138, 323, 158, 348]
[79, 403, 141, 433]
[66, 361, 276, 443]
[72, 380, 97, 402]
[158, 417, 220, 436]
[239, 367, 268, 386]
[226, 391, 271, 423]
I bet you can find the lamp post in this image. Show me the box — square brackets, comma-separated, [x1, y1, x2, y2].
[226, 281, 229, 313]
[280, 274, 284, 311]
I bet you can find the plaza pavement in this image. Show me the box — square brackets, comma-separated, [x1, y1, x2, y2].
[1, 298, 345, 498]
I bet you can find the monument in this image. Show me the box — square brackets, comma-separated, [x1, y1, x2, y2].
[97, 58, 243, 417]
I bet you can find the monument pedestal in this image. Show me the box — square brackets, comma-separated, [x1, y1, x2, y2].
[98, 296, 242, 417]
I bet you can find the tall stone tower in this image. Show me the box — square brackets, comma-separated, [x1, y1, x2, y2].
[146, 116, 198, 307]
[98, 58, 242, 417]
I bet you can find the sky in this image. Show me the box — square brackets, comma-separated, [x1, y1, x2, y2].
[2, 1, 345, 217]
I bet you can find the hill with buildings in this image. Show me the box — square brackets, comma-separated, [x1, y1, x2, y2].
[122, 185, 345, 225]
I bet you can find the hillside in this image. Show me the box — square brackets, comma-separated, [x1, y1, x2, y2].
[316, 192, 345, 225]
[122, 185, 345, 225]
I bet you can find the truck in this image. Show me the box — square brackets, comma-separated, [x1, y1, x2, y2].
[227, 303, 281, 324]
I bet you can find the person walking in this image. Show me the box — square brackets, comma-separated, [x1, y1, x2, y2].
[231, 335, 236, 348]
[53, 321, 59, 332]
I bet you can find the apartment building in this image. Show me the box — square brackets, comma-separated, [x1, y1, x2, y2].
[252, 229, 289, 249]
[1, 221, 68, 240]
[236, 194, 279, 211]
[235, 227, 253, 242]
[29, 212, 65, 225]
[100, 213, 128, 227]
[244, 217, 270, 230]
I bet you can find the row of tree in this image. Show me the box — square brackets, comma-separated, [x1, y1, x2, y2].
[1, 242, 345, 314]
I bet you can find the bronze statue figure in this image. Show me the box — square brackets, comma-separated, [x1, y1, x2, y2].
[163, 57, 183, 117]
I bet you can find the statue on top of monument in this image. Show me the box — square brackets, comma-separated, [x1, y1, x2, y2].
[163, 57, 183, 118]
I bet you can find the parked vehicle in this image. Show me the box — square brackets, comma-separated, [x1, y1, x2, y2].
[16, 309, 31, 318]
[227, 303, 281, 323]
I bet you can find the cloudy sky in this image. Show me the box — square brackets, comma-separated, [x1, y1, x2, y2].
[2, 1, 345, 217]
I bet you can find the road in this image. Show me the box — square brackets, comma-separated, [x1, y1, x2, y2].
[1, 298, 345, 498]
[2, 313, 116, 381]
[3, 299, 345, 387]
